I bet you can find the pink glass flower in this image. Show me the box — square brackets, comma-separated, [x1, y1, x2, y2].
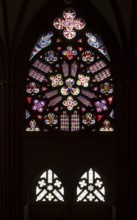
[94, 100, 108, 112]
[50, 74, 63, 87]
[53, 8, 86, 39]
[62, 46, 77, 60]
[32, 100, 45, 112]
[77, 74, 90, 87]
[82, 51, 94, 63]
[61, 78, 80, 96]
[63, 96, 77, 111]
[26, 82, 39, 94]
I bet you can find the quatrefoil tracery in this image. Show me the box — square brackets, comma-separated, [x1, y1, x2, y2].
[53, 8, 86, 39]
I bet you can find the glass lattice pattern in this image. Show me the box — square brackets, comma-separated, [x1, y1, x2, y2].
[35, 169, 64, 202]
[76, 168, 105, 202]
[26, 8, 114, 132]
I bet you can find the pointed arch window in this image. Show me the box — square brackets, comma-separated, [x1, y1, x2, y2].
[25, 8, 114, 132]
[76, 168, 106, 202]
[35, 169, 64, 202]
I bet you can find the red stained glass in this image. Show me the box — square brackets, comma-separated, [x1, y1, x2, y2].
[26, 8, 114, 132]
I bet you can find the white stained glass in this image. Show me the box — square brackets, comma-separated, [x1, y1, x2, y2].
[77, 190, 88, 201]
[94, 190, 105, 201]
[47, 185, 53, 191]
[81, 172, 87, 179]
[36, 189, 47, 201]
[36, 186, 41, 194]
[100, 186, 105, 195]
[77, 186, 82, 195]
[95, 171, 101, 179]
[76, 168, 106, 202]
[95, 179, 103, 188]
[35, 169, 64, 202]
[41, 171, 47, 179]
[88, 168, 93, 183]
[87, 193, 95, 201]
[60, 187, 64, 195]
[88, 185, 93, 191]
[54, 180, 61, 188]
[54, 173, 58, 178]
[79, 180, 87, 188]
[48, 169, 52, 183]
[46, 193, 54, 201]
[53, 189, 64, 201]
[38, 179, 46, 187]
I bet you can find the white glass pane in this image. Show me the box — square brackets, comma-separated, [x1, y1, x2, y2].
[48, 170, 52, 183]
[36, 189, 47, 201]
[88, 169, 93, 183]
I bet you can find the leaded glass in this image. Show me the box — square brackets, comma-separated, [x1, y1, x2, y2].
[86, 32, 110, 60]
[76, 168, 105, 202]
[26, 8, 114, 132]
[53, 8, 85, 39]
[30, 32, 53, 60]
[71, 111, 80, 131]
[60, 111, 69, 131]
[35, 169, 64, 202]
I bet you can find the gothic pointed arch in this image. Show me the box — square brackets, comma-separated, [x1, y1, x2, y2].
[76, 168, 106, 202]
[33, 168, 65, 202]
[25, 7, 115, 133]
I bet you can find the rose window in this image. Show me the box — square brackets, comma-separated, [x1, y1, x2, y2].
[26, 8, 114, 132]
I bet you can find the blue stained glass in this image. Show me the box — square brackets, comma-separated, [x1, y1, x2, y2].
[30, 32, 54, 60]
[26, 110, 30, 119]
[98, 46, 110, 60]
[26, 8, 114, 133]
[109, 109, 114, 118]
[86, 32, 110, 61]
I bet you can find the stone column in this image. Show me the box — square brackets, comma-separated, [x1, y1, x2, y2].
[0, 56, 23, 220]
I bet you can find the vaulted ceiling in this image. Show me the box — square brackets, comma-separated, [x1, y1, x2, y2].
[0, 0, 135, 53]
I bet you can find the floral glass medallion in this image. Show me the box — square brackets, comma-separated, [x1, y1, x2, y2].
[26, 8, 114, 132]
[53, 8, 86, 39]
[62, 46, 78, 60]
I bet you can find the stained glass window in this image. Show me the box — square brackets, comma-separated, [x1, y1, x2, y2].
[26, 8, 114, 132]
[76, 168, 105, 202]
[35, 169, 64, 202]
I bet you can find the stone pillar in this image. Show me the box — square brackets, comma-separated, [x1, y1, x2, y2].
[0, 60, 23, 220]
